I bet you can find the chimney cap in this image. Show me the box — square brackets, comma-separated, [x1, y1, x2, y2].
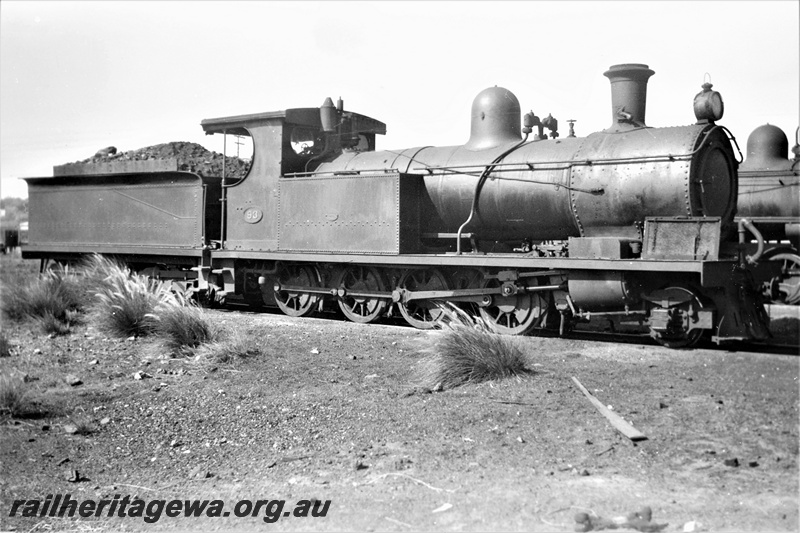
[603, 63, 655, 80]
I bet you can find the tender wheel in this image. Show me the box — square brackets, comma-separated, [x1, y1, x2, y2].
[478, 279, 548, 335]
[397, 268, 449, 329]
[336, 266, 388, 324]
[647, 286, 705, 349]
[274, 264, 320, 317]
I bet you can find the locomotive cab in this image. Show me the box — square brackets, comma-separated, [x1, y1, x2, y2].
[200, 105, 386, 252]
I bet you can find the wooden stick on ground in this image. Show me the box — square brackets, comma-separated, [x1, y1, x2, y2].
[571, 376, 648, 442]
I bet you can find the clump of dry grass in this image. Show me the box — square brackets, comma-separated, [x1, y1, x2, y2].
[151, 304, 217, 357]
[78, 254, 127, 291]
[417, 304, 533, 390]
[91, 263, 180, 338]
[36, 310, 81, 336]
[0, 332, 12, 357]
[0, 268, 85, 334]
[188, 328, 264, 370]
[67, 418, 94, 436]
[0, 375, 30, 416]
[86, 255, 241, 361]
[0, 255, 129, 335]
[2, 254, 261, 368]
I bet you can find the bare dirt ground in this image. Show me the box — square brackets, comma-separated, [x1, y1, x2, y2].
[1, 254, 798, 533]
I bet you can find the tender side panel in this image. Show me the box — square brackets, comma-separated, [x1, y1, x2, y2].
[25, 172, 207, 251]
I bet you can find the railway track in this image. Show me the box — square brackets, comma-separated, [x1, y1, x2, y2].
[221, 301, 800, 356]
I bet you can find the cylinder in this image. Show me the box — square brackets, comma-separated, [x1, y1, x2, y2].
[568, 271, 641, 310]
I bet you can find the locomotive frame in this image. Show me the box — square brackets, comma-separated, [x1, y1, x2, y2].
[22, 63, 797, 348]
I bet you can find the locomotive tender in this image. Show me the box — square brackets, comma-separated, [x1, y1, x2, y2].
[24, 63, 786, 348]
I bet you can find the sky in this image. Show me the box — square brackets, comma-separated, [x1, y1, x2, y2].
[1, 0, 798, 199]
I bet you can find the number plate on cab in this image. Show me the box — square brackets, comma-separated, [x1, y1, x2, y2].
[243, 207, 263, 224]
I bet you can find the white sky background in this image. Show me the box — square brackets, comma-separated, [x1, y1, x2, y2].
[1, 0, 798, 199]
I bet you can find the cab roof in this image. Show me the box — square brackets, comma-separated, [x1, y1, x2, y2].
[201, 107, 386, 137]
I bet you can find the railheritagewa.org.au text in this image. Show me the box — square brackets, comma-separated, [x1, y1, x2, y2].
[8, 494, 331, 523]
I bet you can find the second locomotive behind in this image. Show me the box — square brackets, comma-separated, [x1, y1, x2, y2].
[736, 124, 800, 304]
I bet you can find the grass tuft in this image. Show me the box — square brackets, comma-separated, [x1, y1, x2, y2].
[0, 375, 31, 416]
[417, 304, 533, 390]
[69, 418, 94, 436]
[75, 255, 125, 295]
[1, 254, 247, 364]
[0, 332, 12, 357]
[36, 310, 81, 336]
[152, 305, 217, 357]
[0, 269, 85, 334]
[91, 264, 179, 338]
[189, 328, 263, 370]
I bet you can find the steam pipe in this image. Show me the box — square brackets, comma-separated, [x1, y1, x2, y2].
[738, 218, 764, 266]
[456, 130, 530, 254]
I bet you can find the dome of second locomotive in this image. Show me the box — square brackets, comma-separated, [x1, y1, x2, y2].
[465, 87, 522, 150]
[740, 124, 791, 171]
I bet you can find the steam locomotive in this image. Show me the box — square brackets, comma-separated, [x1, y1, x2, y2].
[22, 63, 796, 348]
[736, 124, 800, 305]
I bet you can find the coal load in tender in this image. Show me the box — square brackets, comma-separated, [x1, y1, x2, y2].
[72, 141, 251, 179]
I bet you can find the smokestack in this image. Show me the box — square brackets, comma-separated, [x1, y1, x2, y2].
[603, 63, 655, 130]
